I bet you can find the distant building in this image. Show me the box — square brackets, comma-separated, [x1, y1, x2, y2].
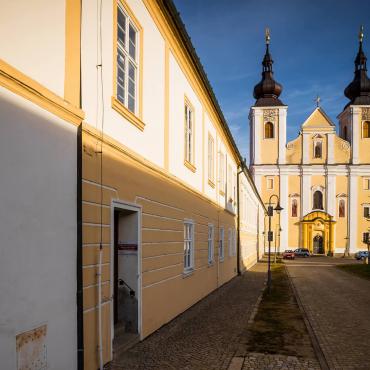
[0, 1, 264, 369]
[250, 29, 370, 255]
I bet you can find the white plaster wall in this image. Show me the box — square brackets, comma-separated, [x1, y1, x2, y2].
[204, 113, 217, 201]
[81, 0, 165, 167]
[0, 0, 66, 97]
[168, 51, 202, 191]
[0, 88, 77, 369]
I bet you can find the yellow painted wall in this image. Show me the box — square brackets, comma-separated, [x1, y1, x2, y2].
[286, 136, 302, 164]
[82, 128, 240, 369]
[335, 176, 348, 249]
[333, 136, 350, 163]
[358, 177, 370, 250]
[359, 113, 370, 163]
[288, 175, 301, 247]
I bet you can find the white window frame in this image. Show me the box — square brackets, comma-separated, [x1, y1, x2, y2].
[219, 227, 224, 261]
[313, 140, 323, 159]
[363, 177, 370, 190]
[183, 220, 195, 272]
[208, 134, 215, 184]
[208, 224, 214, 264]
[219, 152, 225, 193]
[184, 102, 195, 165]
[117, 3, 139, 114]
[227, 164, 233, 202]
[264, 121, 275, 139]
[266, 176, 274, 190]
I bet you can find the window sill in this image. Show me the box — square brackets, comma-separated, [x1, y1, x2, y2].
[184, 160, 196, 173]
[219, 190, 225, 196]
[208, 261, 214, 267]
[182, 269, 194, 278]
[219, 257, 224, 263]
[112, 96, 145, 131]
[208, 179, 215, 188]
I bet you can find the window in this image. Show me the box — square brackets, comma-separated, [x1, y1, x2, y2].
[227, 164, 233, 201]
[184, 102, 195, 166]
[116, 4, 138, 114]
[208, 224, 214, 264]
[364, 178, 370, 190]
[228, 228, 232, 256]
[363, 121, 370, 138]
[264, 122, 274, 139]
[291, 199, 298, 217]
[184, 220, 194, 272]
[313, 190, 323, 210]
[219, 227, 224, 260]
[208, 135, 214, 184]
[364, 205, 370, 218]
[339, 199, 345, 218]
[343, 125, 348, 141]
[219, 152, 225, 194]
[266, 177, 274, 190]
[314, 141, 322, 158]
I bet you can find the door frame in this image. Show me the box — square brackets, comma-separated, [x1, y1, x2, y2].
[110, 199, 142, 356]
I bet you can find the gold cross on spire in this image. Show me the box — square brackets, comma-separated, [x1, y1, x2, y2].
[359, 25, 364, 43]
[265, 27, 270, 45]
[315, 95, 321, 107]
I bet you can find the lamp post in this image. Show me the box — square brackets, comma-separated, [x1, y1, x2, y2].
[267, 194, 283, 293]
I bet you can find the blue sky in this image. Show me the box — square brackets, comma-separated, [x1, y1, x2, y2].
[172, 0, 370, 160]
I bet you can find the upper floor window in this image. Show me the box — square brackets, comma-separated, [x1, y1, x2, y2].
[313, 190, 323, 210]
[363, 121, 370, 138]
[364, 205, 370, 219]
[264, 122, 274, 139]
[266, 176, 274, 190]
[208, 224, 214, 264]
[184, 102, 194, 165]
[314, 141, 322, 158]
[208, 135, 214, 184]
[291, 198, 298, 217]
[219, 152, 225, 194]
[184, 220, 194, 272]
[338, 199, 345, 218]
[117, 4, 139, 114]
[364, 178, 370, 190]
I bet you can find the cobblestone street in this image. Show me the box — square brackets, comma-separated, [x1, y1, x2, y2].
[286, 257, 370, 370]
[110, 264, 266, 370]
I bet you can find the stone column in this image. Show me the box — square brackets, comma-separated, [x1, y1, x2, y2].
[250, 109, 262, 165]
[302, 133, 310, 164]
[326, 173, 336, 217]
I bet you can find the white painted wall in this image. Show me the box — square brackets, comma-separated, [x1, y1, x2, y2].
[0, 0, 66, 97]
[0, 88, 77, 370]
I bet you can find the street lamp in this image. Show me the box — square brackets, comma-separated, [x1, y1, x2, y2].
[267, 194, 283, 293]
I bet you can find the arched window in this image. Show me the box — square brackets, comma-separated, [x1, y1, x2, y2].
[363, 121, 370, 138]
[291, 199, 298, 217]
[265, 122, 274, 139]
[314, 141, 322, 158]
[339, 199, 345, 218]
[343, 126, 348, 141]
[313, 190, 323, 210]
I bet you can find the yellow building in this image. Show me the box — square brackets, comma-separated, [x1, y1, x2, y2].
[250, 30, 370, 256]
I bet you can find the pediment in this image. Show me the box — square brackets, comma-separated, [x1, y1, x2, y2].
[301, 107, 335, 131]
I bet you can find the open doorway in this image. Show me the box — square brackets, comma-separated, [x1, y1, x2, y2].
[112, 203, 141, 354]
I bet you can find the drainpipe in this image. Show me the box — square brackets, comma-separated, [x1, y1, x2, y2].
[77, 124, 84, 370]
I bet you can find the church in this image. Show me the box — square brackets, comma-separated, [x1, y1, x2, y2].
[250, 28, 370, 255]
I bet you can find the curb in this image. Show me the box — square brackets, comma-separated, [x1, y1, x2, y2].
[284, 264, 330, 370]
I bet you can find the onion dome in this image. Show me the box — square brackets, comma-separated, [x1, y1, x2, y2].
[253, 28, 285, 107]
[344, 26, 370, 106]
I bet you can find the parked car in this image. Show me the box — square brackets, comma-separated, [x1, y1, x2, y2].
[294, 248, 310, 257]
[283, 250, 295, 259]
[355, 251, 369, 260]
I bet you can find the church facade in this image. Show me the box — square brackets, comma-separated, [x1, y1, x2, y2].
[250, 30, 370, 255]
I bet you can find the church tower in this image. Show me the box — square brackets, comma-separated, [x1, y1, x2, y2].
[249, 29, 287, 170]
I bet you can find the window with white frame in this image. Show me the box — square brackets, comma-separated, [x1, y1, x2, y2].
[338, 198, 346, 218]
[219, 227, 224, 260]
[208, 135, 214, 183]
[208, 224, 214, 264]
[117, 4, 138, 114]
[184, 102, 194, 165]
[364, 205, 370, 219]
[219, 152, 225, 193]
[227, 164, 232, 201]
[228, 228, 232, 256]
[184, 220, 194, 271]
[266, 176, 274, 190]
[364, 178, 370, 190]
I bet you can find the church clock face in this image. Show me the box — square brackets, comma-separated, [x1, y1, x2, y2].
[263, 109, 277, 122]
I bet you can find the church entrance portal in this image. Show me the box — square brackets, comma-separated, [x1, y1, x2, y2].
[313, 235, 324, 254]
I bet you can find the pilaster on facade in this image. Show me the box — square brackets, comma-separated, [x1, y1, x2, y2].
[302, 132, 310, 164]
[279, 169, 289, 249]
[348, 170, 358, 253]
[350, 106, 361, 164]
[326, 173, 336, 217]
[301, 168, 312, 215]
[249, 108, 263, 165]
[327, 132, 335, 164]
[278, 108, 287, 165]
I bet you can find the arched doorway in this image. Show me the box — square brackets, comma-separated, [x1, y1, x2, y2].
[313, 235, 324, 254]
